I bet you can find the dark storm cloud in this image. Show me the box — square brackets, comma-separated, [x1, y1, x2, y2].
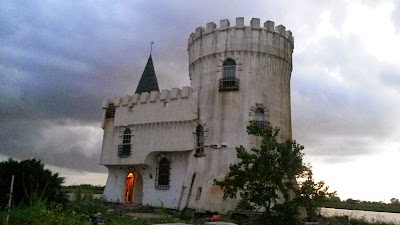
[1, 0, 399, 176]
[0, 0, 153, 171]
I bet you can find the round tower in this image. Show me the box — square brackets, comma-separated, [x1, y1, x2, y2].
[188, 17, 293, 147]
[185, 17, 294, 212]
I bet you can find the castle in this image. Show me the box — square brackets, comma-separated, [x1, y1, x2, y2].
[100, 17, 294, 213]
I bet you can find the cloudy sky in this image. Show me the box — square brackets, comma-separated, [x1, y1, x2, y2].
[1, 0, 400, 202]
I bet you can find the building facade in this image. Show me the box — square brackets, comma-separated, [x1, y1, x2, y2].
[100, 17, 294, 213]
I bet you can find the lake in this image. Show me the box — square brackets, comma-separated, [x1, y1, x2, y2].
[321, 208, 400, 223]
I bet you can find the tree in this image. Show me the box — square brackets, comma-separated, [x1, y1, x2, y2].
[214, 125, 305, 224]
[0, 158, 67, 207]
[296, 165, 336, 221]
[390, 198, 399, 204]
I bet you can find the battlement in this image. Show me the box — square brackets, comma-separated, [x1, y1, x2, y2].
[187, 17, 294, 65]
[102, 86, 194, 109]
[101, 86, 197, 127]
[188, 17, 293, 45]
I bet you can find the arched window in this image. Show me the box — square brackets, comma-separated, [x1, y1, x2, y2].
[105, 103, 115, 118]
[118, 128, 132, 157]
[219, 58, 239, 91]
[195, 125, 204, 156]
[252, 108, 266, 128]
[223, 58, 236, 78]
[156, 156, 170, 190]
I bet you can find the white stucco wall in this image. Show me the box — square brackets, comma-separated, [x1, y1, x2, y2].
[100, 86, 198, 166]
[103, 152, 190, 209]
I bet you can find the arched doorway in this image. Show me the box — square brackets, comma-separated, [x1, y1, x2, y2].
[124, 173, 135, 204]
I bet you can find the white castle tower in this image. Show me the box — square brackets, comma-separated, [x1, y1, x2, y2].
[100, 17, 294, 213]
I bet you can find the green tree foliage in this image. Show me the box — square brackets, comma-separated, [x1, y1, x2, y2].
[214, 125, 305, 224]
[296, 165, 336, 221]
[390, 198, 399, 204]
[0, 158, 67, 207]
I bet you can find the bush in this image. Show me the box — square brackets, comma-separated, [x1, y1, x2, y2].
[0, 158, 67, 207]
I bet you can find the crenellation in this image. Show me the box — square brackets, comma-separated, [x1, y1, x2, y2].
[103, 87, 195, 112]
[181, 86, 192, 99]
[220, 19, 230, 29]
[275, 24, 286, 35]
[285, 30, 292, 40]
[149, 91, 160, 102]
[236, 17, 244, 28]
[187, 18, 294, 63]
[188, 32, 195, 43]
[113, 97, 122, 107]
[101, 99, 109, 109]
[195, 26, 205, 38]
[264, 20, 275, 31]
[160, 89, 170, 102]
[122, 95, 131, 106]
[132, 93, 140, 105]
[170, 88, 181, 100]
[205, 22, 216, 33]
[250, 18, 260, 28]
[140, 92, 150, 104]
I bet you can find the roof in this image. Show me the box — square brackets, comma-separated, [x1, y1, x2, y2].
[135, 55, 160, 94]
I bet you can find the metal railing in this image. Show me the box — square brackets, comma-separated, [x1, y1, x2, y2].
[118, 144, 132, 157]
[219, 77, 240, 92]
[250, 120, 266, 128]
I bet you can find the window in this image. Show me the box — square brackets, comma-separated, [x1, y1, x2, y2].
[105, 103, 115, 118]
[196, 187, 202, 200]
[223, 58, 236, 78]
[195, 125, 204, 156]
[156, 156, 170, 190]
[118, 128, 132, 157]
[219, 58, 239, 91]
[251, 108, 266, 128]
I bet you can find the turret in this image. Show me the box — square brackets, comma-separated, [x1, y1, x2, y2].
[183, 17, 294, 213]
[187, 17, 294, 148]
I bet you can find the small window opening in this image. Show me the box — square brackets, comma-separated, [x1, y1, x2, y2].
[196, 187, 202, 200]
[251, 108, 266, 128]
[163, 102, 169, 107]
[195, 125, 204, 156]
[219, 58, 239, 91]
[223, 58, 236, 78]
[118, 128, 132, 157]
[156, 157, 170, 190]
[105, 103, 115, 118]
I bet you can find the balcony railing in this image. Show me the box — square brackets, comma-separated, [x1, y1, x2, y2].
[118, 144, 132, 157]
[219, 77, 240, 92]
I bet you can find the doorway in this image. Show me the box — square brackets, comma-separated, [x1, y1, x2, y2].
[124, 173, 135, 204]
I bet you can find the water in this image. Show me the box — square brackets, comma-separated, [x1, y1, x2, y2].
[321, 208, 400, 224]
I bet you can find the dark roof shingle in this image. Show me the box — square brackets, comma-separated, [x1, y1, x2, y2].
[135, 55, 159, 94]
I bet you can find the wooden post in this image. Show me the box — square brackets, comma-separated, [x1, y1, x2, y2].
[5, 175, 15, 224]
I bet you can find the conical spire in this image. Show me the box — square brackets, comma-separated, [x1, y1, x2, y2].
[135, 55, 159, 94]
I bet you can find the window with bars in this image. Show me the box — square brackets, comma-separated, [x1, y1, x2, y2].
[195, 125, 204, 156]
[250, 108, 266, 128]
[105, 103, 115, 118]
[155, 157, 170, 190]
[219, 58, 239, 92]
[118, 128, 132, 157]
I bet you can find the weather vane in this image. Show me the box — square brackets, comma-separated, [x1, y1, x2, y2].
[150, 41, 154, 54]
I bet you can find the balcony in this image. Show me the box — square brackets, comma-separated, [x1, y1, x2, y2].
[118, 144, 132, 158]
[219, 77, 240, 92]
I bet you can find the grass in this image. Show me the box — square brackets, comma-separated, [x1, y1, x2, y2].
[1, 200, 398, 225]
